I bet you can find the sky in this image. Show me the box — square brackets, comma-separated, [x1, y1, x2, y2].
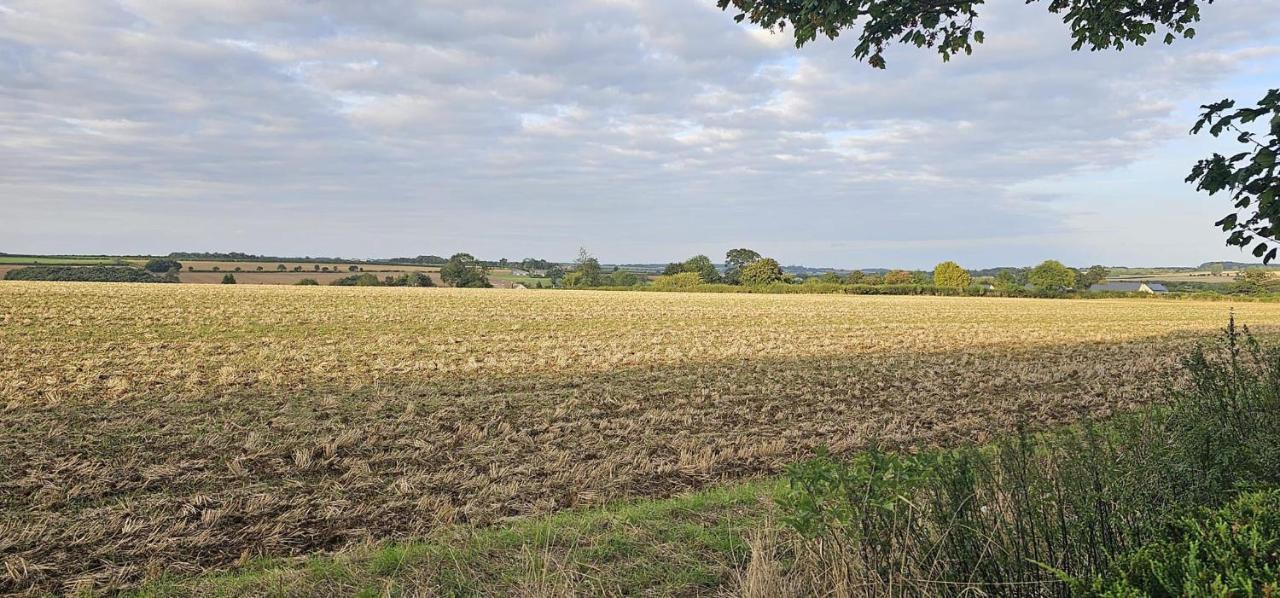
[2, 1, 1279, 269]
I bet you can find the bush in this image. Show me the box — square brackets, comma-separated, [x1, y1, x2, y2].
[3, 266, 173, 283]
[1076, 490, 1280, 596]
[295, 278, 320, 286]
[776, 317, 1280, 594]
[221, 274, 236, 284]
[144, 258, 182, 273]
[651, 272, 703, 290]
[386, 272, 435, 287]
[332, 273, 382, 287]
[740, 258, 784, 286]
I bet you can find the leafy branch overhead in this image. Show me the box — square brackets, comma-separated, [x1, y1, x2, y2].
[715, 0, 1208, 69]
[1187, 90, 1280, 262]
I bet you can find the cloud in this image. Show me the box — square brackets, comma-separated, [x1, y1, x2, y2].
[0, 0, 1278, 267]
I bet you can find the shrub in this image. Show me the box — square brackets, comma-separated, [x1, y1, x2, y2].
[3, 266, 173, 283]
[883, 270, 913, 284]
[332, 273, 382, 287]
[144, 258, 182, 273]
[1075, 490, 1280, 596]
[776, 317, 1280, 594]
[295, 278, 319, 286]
[740, 258, 784, 286]
[608, 269, 639, 286]
[652, 272, 703, 290]
[221, 274, 236, 284]
[386, 272, 435, 287]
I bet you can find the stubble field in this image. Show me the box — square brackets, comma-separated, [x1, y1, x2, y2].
[4, 282, 1280, 593]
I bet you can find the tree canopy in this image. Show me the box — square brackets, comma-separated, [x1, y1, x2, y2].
[570, 248, 605, 287]
[1188, 90, 1280, 262]
[1029, 260, 1077, 292]
[932, 261, 972, 289]
[440, 253, 492, 288]
[717, 0, 1208, 70]
[144, 258, 182, 273]
[740, 258, 784, 285]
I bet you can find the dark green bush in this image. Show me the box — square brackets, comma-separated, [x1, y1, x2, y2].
[1074, 490, 1280, 597]
[295, 278, 320, 286]
[143, 258, 182, 273]
[3, 266, 173, 283]
[331, 273, 382, 286]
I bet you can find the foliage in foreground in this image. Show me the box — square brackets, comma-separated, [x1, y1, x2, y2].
[1074, 489, 1280, 597]
[2, 265, 174, 283]
[777, 317, 1280, 595]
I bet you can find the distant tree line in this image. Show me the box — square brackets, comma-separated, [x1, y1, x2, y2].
[331, 272, 438, 287]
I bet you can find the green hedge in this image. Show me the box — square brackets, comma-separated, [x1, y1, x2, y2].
[3, 266, 174, 283]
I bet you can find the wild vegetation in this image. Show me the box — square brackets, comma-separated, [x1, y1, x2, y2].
[762, 318, 1280, 595]
[5, 282, 1280, 593]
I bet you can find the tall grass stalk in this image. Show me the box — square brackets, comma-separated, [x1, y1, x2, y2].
[777, 315, 1280, 596]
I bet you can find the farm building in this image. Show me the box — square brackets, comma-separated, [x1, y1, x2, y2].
[1089, 281, 1168, 294]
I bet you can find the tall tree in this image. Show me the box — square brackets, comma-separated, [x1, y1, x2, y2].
[682, 255, 722, 284]
[932, 261, 972, 289]
[1077, 265, 1111, 289]
[724, 248, 763, 284]
[572, 248, 604, 287]
[1029, 260, 1077, 292]
[440, 253, 491, 288]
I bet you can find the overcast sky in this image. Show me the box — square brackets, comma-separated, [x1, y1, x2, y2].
[2, 1, 1278, 268]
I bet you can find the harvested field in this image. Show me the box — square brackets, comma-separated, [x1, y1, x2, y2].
[176, 271, 441, 286]
[174, 260, 439, 273]
[3, 282, 1280, 593]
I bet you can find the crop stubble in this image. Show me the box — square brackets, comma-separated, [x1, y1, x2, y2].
[3, 282, 1279, 593]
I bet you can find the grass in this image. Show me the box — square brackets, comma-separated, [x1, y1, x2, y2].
[7, 284, 1280, 592]
[131, 481, 775, 596]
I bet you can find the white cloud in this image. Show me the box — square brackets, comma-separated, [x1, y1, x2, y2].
[0, 0, 1277, 267]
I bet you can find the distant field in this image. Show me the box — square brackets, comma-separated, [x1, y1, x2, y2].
[177, 271, 406, 285]
[0, 256, 142, 266]
[6, 283, 1280, 592]
[0, 262, 545, 288]
[175, 260, 439, 273]
[1107, 271, 1242, 284]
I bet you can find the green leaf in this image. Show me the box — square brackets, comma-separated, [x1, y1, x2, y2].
[1256, 149, 1276, 169]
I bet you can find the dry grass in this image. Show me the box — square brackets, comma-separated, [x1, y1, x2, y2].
[4, 283, 1280, 594]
